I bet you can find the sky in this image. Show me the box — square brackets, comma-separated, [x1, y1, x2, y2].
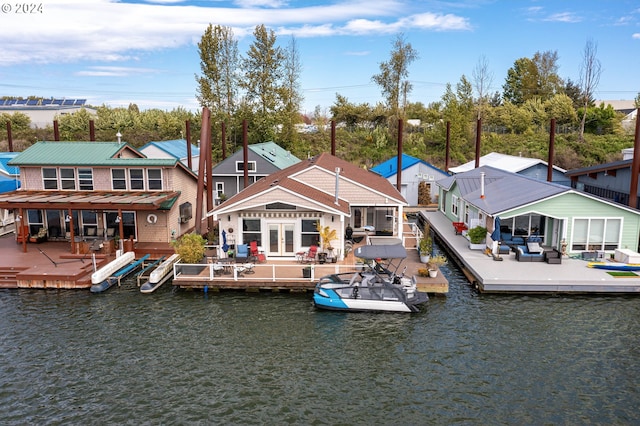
[0, 0, 639, 115]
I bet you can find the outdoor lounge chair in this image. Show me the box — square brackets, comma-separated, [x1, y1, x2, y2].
[250, 241, 265, 263]
[301, 245, 318, 263]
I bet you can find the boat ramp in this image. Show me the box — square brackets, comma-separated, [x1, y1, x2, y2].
[421, 210, 640, 294]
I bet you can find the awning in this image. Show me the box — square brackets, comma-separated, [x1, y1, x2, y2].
[0, 190, 180, 211]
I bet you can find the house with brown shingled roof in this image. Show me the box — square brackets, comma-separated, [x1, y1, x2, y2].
[208, 153, 407, 261]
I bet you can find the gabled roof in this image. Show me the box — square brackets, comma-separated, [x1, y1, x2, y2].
[140, 139, 200, 159]
[438, 165, 569, 215]
[9, 141, 178, 167]
[370, 154, 445, 178]
[0, 153, 19, 177]
[449, 152, 565, 174]
[212, 152, 406, 215]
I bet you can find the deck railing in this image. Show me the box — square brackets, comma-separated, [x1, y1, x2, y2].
[173, 261, 367, 282]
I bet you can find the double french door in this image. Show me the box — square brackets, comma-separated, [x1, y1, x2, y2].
[267, 223, 295, 257]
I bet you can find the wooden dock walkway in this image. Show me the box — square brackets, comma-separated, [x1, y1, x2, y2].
[422, 210, 640, 294]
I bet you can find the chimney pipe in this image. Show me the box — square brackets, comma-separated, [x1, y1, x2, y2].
[334, 167, 340, 205]
[475, 118, 482, 168]
[480, 172, 485, 199]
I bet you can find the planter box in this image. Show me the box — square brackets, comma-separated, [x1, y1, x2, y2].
[469, 242, 486, 250]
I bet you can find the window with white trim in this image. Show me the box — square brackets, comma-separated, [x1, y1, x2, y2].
[42, 168, 58, 189]
[571, 217, 622, 251]
[112, 169, 126, 190]
[235, 161, 256, 172]
[60, 168, 76, 190]
[129, 169, 144, 190]
[215, 182, 224, 198]
[451, 195, 459, 218]
[147, 169, 162, 190]
[78, 168, 93, 190]
[301, 219, 320, 247]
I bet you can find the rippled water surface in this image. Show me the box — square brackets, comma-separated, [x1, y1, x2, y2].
[1, 262, 640, 425]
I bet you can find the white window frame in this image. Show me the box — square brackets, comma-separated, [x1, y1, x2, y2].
[147, 169, 162, 190]
[42, 168, 58, 190]
[215, 182, 224, 198]
[112, 169, 127, 190]
[451, 195, 459, 218]
[235, 161, 256, 173]
[78, 168, 93, 190]
[60, 168, 76, 190]
[571, 217, 622, 252]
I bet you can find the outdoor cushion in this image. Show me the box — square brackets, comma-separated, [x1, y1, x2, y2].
[527, 242, 543, 254]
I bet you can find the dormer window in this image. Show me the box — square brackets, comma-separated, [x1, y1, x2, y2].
[236, 161, 256, 173]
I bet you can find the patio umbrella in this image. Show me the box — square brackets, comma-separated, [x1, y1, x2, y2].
[490, 216, 501, 256]
[221, 229, 229, 253]
[491, 216, 501, 241]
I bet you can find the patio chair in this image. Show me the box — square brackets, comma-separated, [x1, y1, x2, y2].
[249, 241, 266, 263]
[236, 244, 250, 262]
[301, 245, 318, 263]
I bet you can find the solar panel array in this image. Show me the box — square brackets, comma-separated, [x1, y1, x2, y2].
[0, 98, 87, 107]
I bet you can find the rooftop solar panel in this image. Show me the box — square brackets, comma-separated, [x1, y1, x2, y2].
[63, 99, 74, 105]
[27, 99, 38, 105]
[0, 100, 5, 106]
[6, 100, 16, 105]
[74, 99, 86, 106]
[16, 99, 27, 105]
[42, 99, 52, 105]
[53, 99, 63, 105]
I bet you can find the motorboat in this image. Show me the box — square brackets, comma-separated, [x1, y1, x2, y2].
[313, 244, 429, 313]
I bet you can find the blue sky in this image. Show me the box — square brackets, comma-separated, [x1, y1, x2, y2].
[0, 0, 638, 114]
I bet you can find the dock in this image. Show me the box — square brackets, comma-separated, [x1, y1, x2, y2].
[422, 210, 640, 294]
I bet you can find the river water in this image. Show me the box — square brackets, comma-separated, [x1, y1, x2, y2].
[1, 258, 639, 425]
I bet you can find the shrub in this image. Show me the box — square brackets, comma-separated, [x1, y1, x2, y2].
[171, 233, 206, 264]
[467, 226, 487, 244]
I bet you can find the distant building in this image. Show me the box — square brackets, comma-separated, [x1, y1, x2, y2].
[0, 98, 97, 128]
[450, 152, 567, 184]
[370, 154, 447, 206]
[211, 141, 301, 202]
[140, 139, 200, 173]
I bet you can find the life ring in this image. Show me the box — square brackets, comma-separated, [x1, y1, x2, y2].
[147, 213, 158, 224]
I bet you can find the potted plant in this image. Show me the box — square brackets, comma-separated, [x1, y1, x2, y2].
[419, 235, 432, 263]
[467, 226, 487, 250]
[427, 254, 447, 277]
[316, 222, 337, 264]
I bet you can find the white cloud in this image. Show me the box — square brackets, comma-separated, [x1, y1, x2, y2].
[633, 33, 640, 39]
[0, 0, 469, 65]
[544, 12, 582, 23]
[75, 66, 161, 77]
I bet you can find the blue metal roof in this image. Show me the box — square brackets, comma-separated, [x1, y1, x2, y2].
[371, 154, 445, 178]
[141, 139, 200, 159]
[0, 153, 20, 176]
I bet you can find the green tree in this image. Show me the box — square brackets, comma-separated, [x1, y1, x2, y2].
[545, 93, 578, 126]
[578, 39, 602, 141]
[240, 24, 286, 143]
[532, 50, 563, 101]
[195, 24, 240, 148]
[503, 57, 539, 105]
[371, 33, 418, 122]
[279, 36, 304, 151]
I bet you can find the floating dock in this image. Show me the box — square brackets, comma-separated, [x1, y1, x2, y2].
[422, 210, 640, 294]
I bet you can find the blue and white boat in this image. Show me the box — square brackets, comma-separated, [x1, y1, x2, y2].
[313, 244, 428, 313]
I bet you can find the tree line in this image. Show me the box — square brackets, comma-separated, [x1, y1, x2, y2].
[1, 28, 639, 172]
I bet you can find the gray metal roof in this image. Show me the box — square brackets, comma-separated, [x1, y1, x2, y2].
[438, 165, 569, 215]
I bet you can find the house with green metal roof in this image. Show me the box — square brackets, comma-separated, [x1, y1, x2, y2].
[371, 154, 447, 206]
[211, 141, 301, 202]
[0, 141, 200, 252]
[437, 165, 640, 256]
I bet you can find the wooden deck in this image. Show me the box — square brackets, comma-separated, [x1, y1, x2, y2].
[422, 210, 640, 294]
[0, 232, 448, 293]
